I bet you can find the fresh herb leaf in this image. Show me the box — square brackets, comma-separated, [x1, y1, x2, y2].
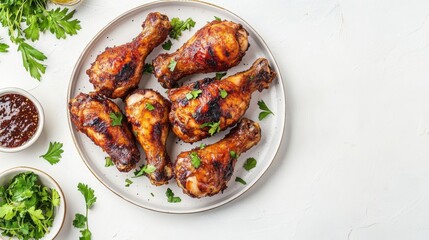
[235, 177, 247, 185]
[145, 103, 155, 111]
[186, 89, 202, 100]
[214, 16, 222, 21]
[215, 72, 227, 80]
[162, 39, 172, 50]
[257, 100, 274, 120]
[166, 188, 181, 203]
[168, 59, 177, 71]
[75, 183, 96, 240]
[52, 189, 60, 207]
[40, 141, 63, 165]
[143, 63, 153, 73]
[125, 179, 133, 187]
[80, 229, 92, 240]
[230, 150, 237, 158]
[0, 38, 9, 52]
[133, 164, 156, 178]
[169, 17, 196, 40]
[73, 213, 87, 228]
[77, 183, 96, 209]
[17, 40, 47, 80]
[199, 143, 206, 149]
[109, 112, 123, 126]
[189, 152, 201, 168]
[151, 192, 154, 197]
[243, 157, 257, 171]
[45, 8, 81, 39]
[200, 121, 221, 135]
[105, 157, 114, 167]
[219, 89, 228, 98]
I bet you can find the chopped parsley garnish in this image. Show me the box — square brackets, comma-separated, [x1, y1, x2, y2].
[151, 193, 154, 197]
[105, 157, 114, 167]
[162, 39, 172, 50]
[243, 157, 257, 171]
[145, 103, 155, 111]
[125, 179, 133, 187]
[166, 188, 181, 203]
[73, 183, 96, 240]
[199, 143, 206, 149]
[168, 59, 177, 71]
[169, 17, 196, 40]
[109, 112, 123, 126]
[200, 121, 221, 135]
[133, 164, 156, 178]
[214, 16, 222, 21]
[235, 177, 247, 185]
[40, 141, 63, 165]
[189, 152, 201, 168]
[230, 150, 237, 158]
[215, 72, 227, 80]
[186, 89, 202, 100]
[257, 100, 274, 120]
[143, 63, 153, 73]
[0, 172, 61, 239]
[219, 89, 228, 98]
[0, 38, 8, 52]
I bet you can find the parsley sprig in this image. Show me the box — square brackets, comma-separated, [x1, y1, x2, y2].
[169, 17, 196, 40]
[200, 121, 221, 135]
[257, 100, 274, 120]
[73, 183, 96, 240]
[39, 141, 63, 165]
[166, 188, 181, 203]
[109, 112, 123, 126]
[133, 164, 156, 178]
[0, 0, 81, 80]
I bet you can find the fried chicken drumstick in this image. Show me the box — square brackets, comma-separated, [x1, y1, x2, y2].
[168, 58, 275, 143]
[87, 12, 171, 98]
[69, 93, 140, 172]
[125, 89, 173, 186]
[153, 19, 249, 88]
[174, 118, 261, 198]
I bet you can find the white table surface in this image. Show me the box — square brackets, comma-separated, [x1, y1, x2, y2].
[1, 0, 429, 239]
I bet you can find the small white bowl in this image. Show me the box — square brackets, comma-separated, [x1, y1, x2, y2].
[0, 167, 66, 239]
[0, 88, 44, 153]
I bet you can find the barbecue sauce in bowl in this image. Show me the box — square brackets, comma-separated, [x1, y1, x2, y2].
[0, 94, 39, 148]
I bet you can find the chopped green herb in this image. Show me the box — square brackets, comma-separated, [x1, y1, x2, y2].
[214, 16, 222, 21]
[199, 143, 206, 149]
[0, 172, 61, 239]
[189, 152, 201, 168]
[220, 89, 228, 98]
[235, 177, 247, 185]
[170, 17, 196, 40]
[125, 179, 133, 187]
[74, 183, 96, 240]
[258, 100, 274, 120]
[230, 150, 237, 158]
[200, 121, 221, 135]
[168, 59, 177, 71]
[243, 157, 257, 171]
[215, 72, 227, 80]
[166, 188, 181, 203]
[72, 213, 86, 228]
[109, 112, 123, 126]
[145, 103, 155, 111]
[40, 141, 63, 165]
[150, 193, 154, 197]
[162, 39, 172, 50]
[133, 164, 157, 178]
[133, 131, 138, 137]
[0, 38, 8, 52]
[143, 63, 153, 74]
[186, 89, 202, 100]
[105, 157, 114, 167]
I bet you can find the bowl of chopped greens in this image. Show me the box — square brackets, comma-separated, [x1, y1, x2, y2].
[0, 167, 66, 240]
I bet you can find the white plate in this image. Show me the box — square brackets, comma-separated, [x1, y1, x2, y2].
[67, 0, 286, 213]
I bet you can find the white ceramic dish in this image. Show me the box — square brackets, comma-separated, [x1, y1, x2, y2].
[0, 88, 44, 153]
[0, 166, 66, 239]
[67, 0, 286, 213]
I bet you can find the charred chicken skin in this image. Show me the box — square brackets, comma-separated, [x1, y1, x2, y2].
[168, 58, 275, 143]
[69, 92, 140, 172]
[125, 89, 173, 186]
[153, 20, 249, 89]
[174, 118, 261, 198]
[87, 12, 171, 99]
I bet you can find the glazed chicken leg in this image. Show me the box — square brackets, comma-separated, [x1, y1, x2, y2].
[125, 89, 173, 185]
[168, 58, 275, 143]
[87, 12, 171, 99]
[175, 118, 261, 198]
[153, 19, 249, 88]
[69, 93, 140, 172]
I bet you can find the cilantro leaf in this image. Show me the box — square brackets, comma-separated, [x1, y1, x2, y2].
[80, 229, 92, 240]
[133, 164, 156, 178]
[243, 157, 257, 171]
[105, 157, 114, 167]
[39, 141, 63, 165]
[199, 143, 206, 149]
[0, 204, 16, 220]
[166, 188, 181, 203]
[200, 121, 221, 135]
[168, 59, 177, 71]
[77, 183, 96, 209]
[0, 38, 9, 52]
[162, 39, 172, 50]
[125, 179, 133, 187]
[109, 112, 123, 126]
[257, 100, 274, 120]
[215, 72, 227, 80]
[45, 8, 81, 39]
[73, 213, 87, 228]
[186, 89, 202, 100]
[145, 103, 155, 111]
[143, 63, 153, 74]
[52, 189, 60, 207]
[235, 177, 247, 185]
[169, 17, 196, 40]
[189, 152, 201, 168]
[219, 89, 228, 99]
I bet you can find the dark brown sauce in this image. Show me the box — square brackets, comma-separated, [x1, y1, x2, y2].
[0, 94, 39, 148]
